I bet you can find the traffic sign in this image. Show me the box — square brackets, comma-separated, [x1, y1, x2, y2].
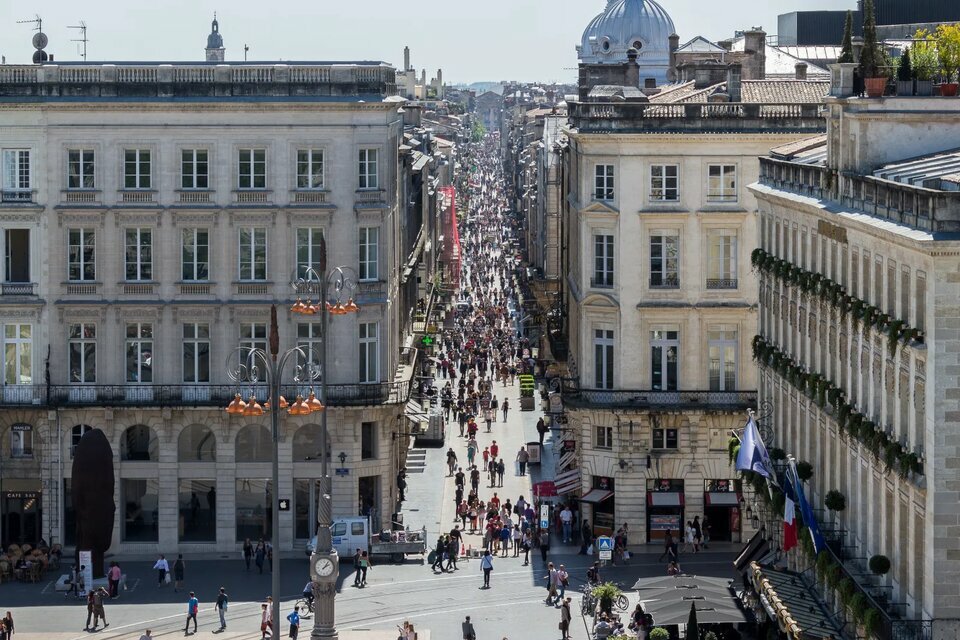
[539, 504, 550, 530]
[597, 536, 613, 551]
[599, 549, 612, 561]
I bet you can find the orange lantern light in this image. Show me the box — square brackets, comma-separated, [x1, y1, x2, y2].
[243, 395, 264, 417]
[287, 395, 308, 416]
[305, 390, 325, 413]
[225, 393, 246, 414]
[343, 298, 360, 314]
[290, 298, 305, 314]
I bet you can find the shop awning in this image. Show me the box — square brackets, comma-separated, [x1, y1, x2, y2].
[631, 575, 749, 626]
[734, 529, 772, 574]
[532, 481, 558, 498]
[404, 399, 430, 423]
[746, 562, 844, 639]
[579, 489, 614, 504]
[558, 449, 576, 471]
[648, 492, 684, 507]
[554, 469, 580, 495]
[706, 491, 742, 506]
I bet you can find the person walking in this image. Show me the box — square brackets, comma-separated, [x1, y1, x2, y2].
[215, 587, 229, 632]
[1, 612, 11, 639]
[184, 591, 199, 635]
[462, 616, 477, 640]
[516, 447, 529, 476]
[358, 551, 371, 586]
[446, 447, 458, 475]
[559, 505, 573, 543]
[431, 537, 445, 573]
[243, 538, 254, 571]
[501, 398, 509, 422]
[139, 630, 153, 640]
[536, 417, 548, 445]
[173, 554, 186, 592]
[84, 589, 95, 631]
[91, 586, 109, 630]
[107, 561, 121, 598]
[559, 597, 572, 639]
[259, 602, 272, 639]
[657, 531, 675, 563]
[538, 529, 550, 563]
[446, 535, 459, 571]
[496, 459, 505, 486]
[153, 554, 169, 587]
[479, 550, 494, 588]
[255, 540, 267, 574]
[557, 564, 570, 602]
[544, 562, 558, 605]
[353, 548, 364, 585]
[286, 606, 301, 640]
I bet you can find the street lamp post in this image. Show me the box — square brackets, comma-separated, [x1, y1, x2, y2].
[289, 239, 359, 640]
[225, 306, 326, 632]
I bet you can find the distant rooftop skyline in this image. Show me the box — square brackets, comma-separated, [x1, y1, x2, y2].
[0, 0, 851, 84]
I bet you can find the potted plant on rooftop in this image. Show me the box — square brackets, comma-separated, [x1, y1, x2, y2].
[860, 0, 888, 97]
[936, 23, 960, 96]
[896, 47, 914, 96]
[913, 29, 938, 96]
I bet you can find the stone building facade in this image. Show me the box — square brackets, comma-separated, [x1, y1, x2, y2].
[0, 55, 438, 554]
[750, 89, 960, 636]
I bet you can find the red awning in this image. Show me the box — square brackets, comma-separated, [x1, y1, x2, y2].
[554, 469, 580, 495]
[647, 492, 684, 507]
[705, 492, 742, 506]
[532, 481, 557, 497]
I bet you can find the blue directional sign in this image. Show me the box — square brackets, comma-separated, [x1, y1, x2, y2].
[597, 536, 613, 551]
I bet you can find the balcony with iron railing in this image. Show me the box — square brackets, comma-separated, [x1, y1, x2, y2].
[0, 380, 413, 408]
[560, 378, 756, 410]
[1, 190, 35, 204]
[1, 282, 37, 296]
[757, 157, 960, 234]
[569, 101, 826, 134]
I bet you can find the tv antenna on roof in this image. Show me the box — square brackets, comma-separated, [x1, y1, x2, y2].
[68, 21, 88, 61]
[244, 44, 249, 61]
[17, 14, 42, 33]
[19, 15, 49, 63]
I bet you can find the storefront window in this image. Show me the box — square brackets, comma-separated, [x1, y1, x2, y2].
[294, 479, 319, 540]
[122, 478, 159, 542]
[236, 425, 271, 463]
[646, 478, 684, 543]
[292, 424, 329, 462]
[121, 424, 158, 461]
[179, 425, 216, 462]
[179, 480, 216, 542]
[236, 478, 272, 542]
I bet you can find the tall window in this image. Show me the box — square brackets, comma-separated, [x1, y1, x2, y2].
[240, 323, 267, 360]
[361, 422, 376, 460]
[650, 234, 680, 287]
[182, 323, 210, 383]
[238, 149, 266, 189]
[359, 322, 379, 383]
[358, 148, 379, 189]
[359, 227, 379, 281]
[238, 227, 267, 281]
[650, 330, 679, 391]
[3, 324, 32, 385]
[124, 149, 151, 189]
[182, 228, 209, 282]
[181, 149, 209, 189]
[297, 323, 323, 368]
[125, 323, 153, 383]
[593, 329, 614, 390]
[68, 229, 95, 281]
[124, 228, 153, 281]
[67, 149, 95, 189]
[652, 428, 678, 449]
[4, 229, 30, 282]
[296, 228, 324, 279]
[594, 164, 614, 201]
[707, 231, 737, 289]
[707, 164, 737, 202]
[593, 234, 614, 287]
[650, 164, 679, 201]
[1, 150, 30, 200]
[708, 326, 738, 391]
[68, 323, 96, 383]
[595, 425, 613, 449]
[297, 149, 324, 189]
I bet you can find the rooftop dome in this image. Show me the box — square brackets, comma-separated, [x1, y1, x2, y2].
[206, 17, 223, 50]
[578, 0, 676, 83]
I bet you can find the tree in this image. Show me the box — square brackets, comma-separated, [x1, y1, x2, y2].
[839, 10, 855, 63]
[860, 0, 882, 77]
[912, 29, 939, 81]
[898, 47, 913, 81]
[936, 23, 960, 82]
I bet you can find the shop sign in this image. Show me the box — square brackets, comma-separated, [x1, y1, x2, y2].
[649, 514, 681, 531]
[539, 504, 549, 529]
[596, 477, 611, 491]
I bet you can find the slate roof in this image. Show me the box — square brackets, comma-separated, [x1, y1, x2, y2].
[648, 81, 706, 103]
[740, 80, 831, 103]
[769, 135, 827, 161]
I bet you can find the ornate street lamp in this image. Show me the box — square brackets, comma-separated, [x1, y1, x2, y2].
[289, 237, 358, 640]
[225, 305, 324, 632]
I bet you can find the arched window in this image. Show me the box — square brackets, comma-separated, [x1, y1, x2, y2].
[178, 425, 216, 462]
[121, 425, 158, 461]
[292, 424, 329, 462]
[70, 424, 93, 459]
[236, 424, 271, 463]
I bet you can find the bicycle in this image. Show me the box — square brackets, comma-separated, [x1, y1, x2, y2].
[580, 585, 596, 617]
[293, 598, 314, 618]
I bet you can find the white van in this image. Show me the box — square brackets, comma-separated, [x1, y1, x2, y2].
[305, 516, 427, 563]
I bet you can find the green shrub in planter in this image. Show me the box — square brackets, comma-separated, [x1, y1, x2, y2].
[796, 461, 814, 481]
[648, 628, 670, 640]
[769, 447, 787, 461]
[850, 593, 868, 623]
[838, 578, 856, 606]
[869, 555, 891, 576]
[591, 581, 622, 614]
[825, 490, 847, 513]
[863, 608, 882, 636]
[704, 632, 718, 640]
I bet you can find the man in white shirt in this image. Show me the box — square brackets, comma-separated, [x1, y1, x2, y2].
[559, 506, 573, 543]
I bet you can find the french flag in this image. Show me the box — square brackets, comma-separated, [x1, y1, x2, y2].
[783, 495, 798, 552]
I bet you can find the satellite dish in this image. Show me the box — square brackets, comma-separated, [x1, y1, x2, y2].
[32, 32, 48, 50]
[32, 50, 48, 64]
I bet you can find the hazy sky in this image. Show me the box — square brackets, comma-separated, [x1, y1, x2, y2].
[1, 0, 850, 84]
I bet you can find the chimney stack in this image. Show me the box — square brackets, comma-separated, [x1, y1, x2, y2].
[727, 63, 742, 103]
[625, 48, 640, 88]
[404, 46, 410, 71]
[742, 28, 766, 80]
[668, 33, 680, 82]
[795, 62, 808, 80]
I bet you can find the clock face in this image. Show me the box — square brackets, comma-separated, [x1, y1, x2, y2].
[314, 557, 335, 577]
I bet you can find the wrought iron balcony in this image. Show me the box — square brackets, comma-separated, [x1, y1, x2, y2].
[0, 381, 413, 408]
[1, 282, 37, 296]
[560, 378, 756, 410]
[706, 278, 738, 290]
[1, 190, 34, 204]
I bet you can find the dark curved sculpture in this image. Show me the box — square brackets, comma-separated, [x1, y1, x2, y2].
[71, 428, 115, 578]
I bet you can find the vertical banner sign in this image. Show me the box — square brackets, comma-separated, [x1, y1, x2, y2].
[79, 550, 93, 595]
[539, 504, 550, 530]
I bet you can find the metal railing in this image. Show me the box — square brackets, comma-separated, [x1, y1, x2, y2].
[706, 278, 738, 290]
[0, 380, 413, 408]
[559, 378, 756, 409]
[1, 282, 37, 296]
